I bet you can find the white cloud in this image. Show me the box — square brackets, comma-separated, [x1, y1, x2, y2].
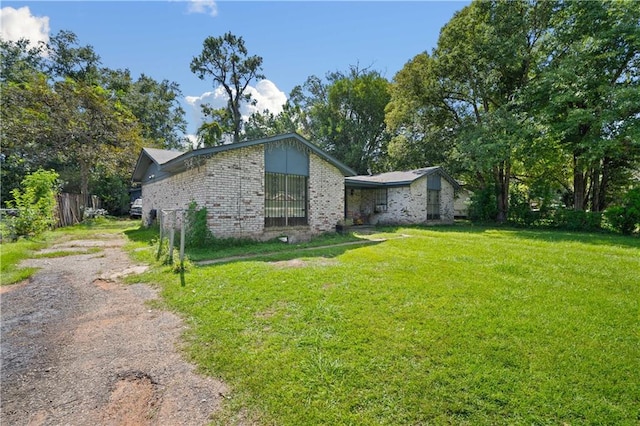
[0, 6, 50, 48]
[185, 79, 287, 131]
[186, 0, 218, 17]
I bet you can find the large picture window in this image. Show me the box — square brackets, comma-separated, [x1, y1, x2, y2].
[265, 172, 308, 227]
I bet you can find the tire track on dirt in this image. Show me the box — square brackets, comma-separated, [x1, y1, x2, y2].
[1, 234, 227, 425]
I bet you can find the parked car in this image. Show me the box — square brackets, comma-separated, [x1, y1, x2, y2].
[129, 198, 142, 219]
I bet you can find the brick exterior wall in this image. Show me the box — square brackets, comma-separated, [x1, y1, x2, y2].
[141, 144, 345, 240]
[345, 174, 456, 225]
[308, 154, 345, 233]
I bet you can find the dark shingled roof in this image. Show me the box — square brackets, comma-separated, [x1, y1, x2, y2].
[131, 133, 356, 183]
[143, 148, 183, 165]
[346, 167, 461, 189]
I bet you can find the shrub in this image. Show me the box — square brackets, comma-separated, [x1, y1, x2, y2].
[604, 188, 640, 235]
[508, 187, 544, 227]
[6, 169, 59, 239]
[551, 208, 602, 231]
[184, 201, 213, 247]
[468, 186, 498, 222]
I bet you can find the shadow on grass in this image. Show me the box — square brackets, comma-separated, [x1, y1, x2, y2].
[195, 239, 383, 267]
[124, 225, 159, 243]
[384, 223, 640, 249]
[175, 240, 383, 288]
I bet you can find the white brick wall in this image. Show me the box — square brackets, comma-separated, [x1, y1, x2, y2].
[345, 174, 456, 225]
[141, 144, 346, 240]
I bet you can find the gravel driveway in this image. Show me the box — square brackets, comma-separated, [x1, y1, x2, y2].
[1, 233, 227, 425]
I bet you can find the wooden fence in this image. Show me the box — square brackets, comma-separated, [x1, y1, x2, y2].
[56, 193, 101, 227]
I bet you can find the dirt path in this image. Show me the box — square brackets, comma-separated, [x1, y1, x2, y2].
[1, 233, 227, 425]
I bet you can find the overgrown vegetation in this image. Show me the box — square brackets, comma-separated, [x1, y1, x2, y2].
[184, 201, 213, 248]
[125, 225, 639, 425]
[5, 169, 59, 240]
[604, 187, 640, 235]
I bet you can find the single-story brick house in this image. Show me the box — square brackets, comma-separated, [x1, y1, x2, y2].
[344, 167, 461, 225]
[131, 133, 356, 241]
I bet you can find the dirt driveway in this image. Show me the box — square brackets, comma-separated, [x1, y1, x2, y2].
[1, 233, 227, 425]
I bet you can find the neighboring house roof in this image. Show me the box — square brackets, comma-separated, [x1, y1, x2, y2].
[131, 133, 356, 183]
[345, 166, 461, 190]
[131, 147, 183, 182]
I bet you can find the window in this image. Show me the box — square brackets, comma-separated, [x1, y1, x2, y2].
[264, 141, 310, 227]
[427, 189, 440, 220]
[265, 172, 308, 227]
[374, 188, 388, 212]
[427, 174, 441, 220]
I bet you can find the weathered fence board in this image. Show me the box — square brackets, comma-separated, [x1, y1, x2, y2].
[55, 194, 102, 227]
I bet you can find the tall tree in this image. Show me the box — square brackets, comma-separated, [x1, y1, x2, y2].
[291, 66, 391, 174]
[45, 30, 101, 83]
[103, 69, 188, 150]
[52, 79, 143, 205]
[243, 102, 307, 140]
[190, 32, 265, 143]
[528, 0, 640, 211]
[0, 74, 57, 206]
[386, 0, 553, 222]
[0, 38, 44, 83]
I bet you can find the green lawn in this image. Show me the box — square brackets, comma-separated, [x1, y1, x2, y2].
[128, 226, 640, 425]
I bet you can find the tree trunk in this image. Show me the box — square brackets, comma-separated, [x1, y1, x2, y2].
[80, 160, 90, 209]
[597, 158, 611, 212]
[573, 153, 587, 211]
[590, 165, 601, 212]
[231, 100, 242, 143]
[495, 162, 510, 223]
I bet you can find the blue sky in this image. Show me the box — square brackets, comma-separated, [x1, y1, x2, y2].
[1, 1, 469, 137]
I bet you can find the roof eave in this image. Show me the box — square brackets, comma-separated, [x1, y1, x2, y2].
[160, 133, 357, 177]
[345, 179, 415, 188]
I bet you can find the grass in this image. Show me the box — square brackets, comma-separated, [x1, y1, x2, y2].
[0, 218, 138, 286]
[0, 237, 48, 285]
[176, 232, 361, 262]
[126, 225, 640, 425]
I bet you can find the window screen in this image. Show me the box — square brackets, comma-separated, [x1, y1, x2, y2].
[265, 172, 308, 227]
[427, 189, 440, 220]
[374, 188, 388, 212]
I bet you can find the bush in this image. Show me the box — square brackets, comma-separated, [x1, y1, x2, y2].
[604, 188, 640, 235]
[6, 169, 59, 239]
[468, 187, 498, 222]
[550, 208, 602, 231]
[184, 201, 213, 247]
[508, 188, 544, 227]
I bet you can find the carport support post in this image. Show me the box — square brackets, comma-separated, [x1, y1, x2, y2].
[179, 209, 185, 267]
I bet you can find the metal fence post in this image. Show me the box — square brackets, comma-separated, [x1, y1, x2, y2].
[156, 210, 164, 260]
[168, 210, 175, 264]
[179, 209, 186, 267]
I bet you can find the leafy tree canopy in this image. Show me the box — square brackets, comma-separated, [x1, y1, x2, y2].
[190, 32, 265, 144]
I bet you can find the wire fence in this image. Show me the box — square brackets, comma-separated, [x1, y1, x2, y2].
[156, 209, 186, 267]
